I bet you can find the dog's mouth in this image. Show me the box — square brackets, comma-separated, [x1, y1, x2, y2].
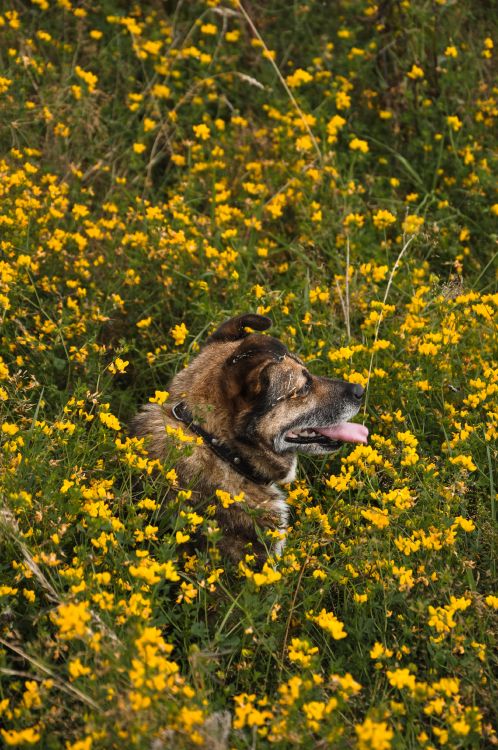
[284, 422, 369, 448]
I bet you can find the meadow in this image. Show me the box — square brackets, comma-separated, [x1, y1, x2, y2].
[0, 0, 497, 747]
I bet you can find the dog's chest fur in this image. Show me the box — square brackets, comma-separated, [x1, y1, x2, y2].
[131, 403, 293, 563]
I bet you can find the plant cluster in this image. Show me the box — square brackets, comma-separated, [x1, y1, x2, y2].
[0, 1, 497, 748]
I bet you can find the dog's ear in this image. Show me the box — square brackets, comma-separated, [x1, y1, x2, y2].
[206, 313, 272, 344]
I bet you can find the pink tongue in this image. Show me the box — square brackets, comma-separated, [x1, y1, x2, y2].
[315, 422, 369, 444]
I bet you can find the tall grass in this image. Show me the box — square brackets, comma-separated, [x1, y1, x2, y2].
[0, 1, 497, 748]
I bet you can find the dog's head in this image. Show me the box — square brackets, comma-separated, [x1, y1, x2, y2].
[175, 314, 368, 456]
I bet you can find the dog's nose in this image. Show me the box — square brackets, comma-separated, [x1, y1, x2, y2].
[348, 383, 364, 400]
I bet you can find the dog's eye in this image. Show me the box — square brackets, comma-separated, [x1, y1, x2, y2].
[297, 380, 311, 397]
[292, 376, 312, 398]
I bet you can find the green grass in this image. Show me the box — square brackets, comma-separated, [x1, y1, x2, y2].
[0, 1, 497, 748]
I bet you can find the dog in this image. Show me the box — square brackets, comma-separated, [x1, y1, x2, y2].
[130, 314, 368, 563]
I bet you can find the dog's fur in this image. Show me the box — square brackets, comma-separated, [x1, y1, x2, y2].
[130, 314, 367, 563]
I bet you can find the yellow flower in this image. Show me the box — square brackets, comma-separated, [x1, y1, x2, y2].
[176, 581, 198, 604]
[165, 468, 178, 483]
[141, 118, 156, 134]
[328, 344, 365, 362]
[66, 738, 92, 750]
[387, 667, 416, 691]
[74, 65, 98, 92]
[287, 638, 319, 667]
[266, 193, 286, 218]
[2, 423, 19, 436]
[372, 209, 396, 229]
[175, 531, 191, 544]
[370, 642, 394, 660]
[428, 596, 471, 635]
[151, 83, 171, 99]
[1, 727, 41, 746]
[296, 134, 313, 152]
[449, 454, 477, 472]
[148, 390, 169, 405]
[392, 564, 415, 591]
[133, 142, 146, 154]
[0, 77, 13, 95]
[72, 203, 89, 218]
[216, 489, 245, 508]
[453, 515, 475, 532]
[108, 357, 129, 374]
[166, 425, 202, 444]
[416, 379, 431, 391]
[361, 507, 390, 529]
[306, 608, 347, 639]
[21, 682, 41, 711]
[51, 601, 91, 639]
[0, 586, 18, 597]
[356, 718, 394, 750]
[447, 115, 462, 131]
[344, 212, 365, 228]
[193, 123, 210, 140]
[309, 286, 330, 303]
[239, 561, 282, 587]
[407, 64, 424, 79]
[54, 122, 70, 138]
[349, 137, 369, 153]
[286, 68, 313, 87]
[200, 23, 217, 35]
[233, 693, 273, 730]
[354, 592, 368, 603]
[482, 37, 493, 58]
[170, 322, 188, 345]
[327, 114, 346, 143]
[99, 412, 121, 431]
[129, 558, 180, 584]
[68, 658, 91, 680]
[402, 214, 424, 234]
[336, 90, 351, 109]
[0, 358, 10, 380]
[418, 341, 440, 356]
[303, 699, 337, 731]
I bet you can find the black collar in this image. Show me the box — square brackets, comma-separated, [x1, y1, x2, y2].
[171, 401, 271, 486]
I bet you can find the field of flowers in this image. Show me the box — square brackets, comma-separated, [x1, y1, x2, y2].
[1, 1, 497, 747]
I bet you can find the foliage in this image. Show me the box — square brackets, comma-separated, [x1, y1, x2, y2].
[0, 1, 497, 748]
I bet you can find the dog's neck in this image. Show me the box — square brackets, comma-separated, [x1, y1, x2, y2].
[171, 400, 295, 486]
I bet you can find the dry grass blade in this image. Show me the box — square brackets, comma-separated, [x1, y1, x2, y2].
[237, 1, 322, 164]
[363, 233, 416, 416]
[0, 637, 103, 712]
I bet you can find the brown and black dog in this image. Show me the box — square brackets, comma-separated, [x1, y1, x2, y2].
[130, 314, 368, 563]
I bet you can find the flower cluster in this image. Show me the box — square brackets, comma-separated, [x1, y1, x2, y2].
[0, 1, 496, 748]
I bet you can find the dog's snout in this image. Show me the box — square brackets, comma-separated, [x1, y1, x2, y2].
[348, 382, 364, 400]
